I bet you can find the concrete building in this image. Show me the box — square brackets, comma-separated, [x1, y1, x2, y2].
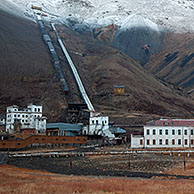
[82, 113, 115, 138]
[131, 119, 194, 148]
[6, 104, 47, 134]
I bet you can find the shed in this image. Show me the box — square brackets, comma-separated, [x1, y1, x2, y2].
[46, 123, 82, 136]
[113, 85, 125, 95]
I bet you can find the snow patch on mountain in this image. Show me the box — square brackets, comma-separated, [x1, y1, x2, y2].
[1, 0, 194, 32]
[120, 14, 161, 32]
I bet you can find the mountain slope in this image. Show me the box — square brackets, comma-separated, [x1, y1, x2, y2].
[0, 8, 194, 123]
[0, 9, 67, 121]
[54, 24, 194, 117]
[145, 33, 194, 97]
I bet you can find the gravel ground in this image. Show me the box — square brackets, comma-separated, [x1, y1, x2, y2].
[7, 153, 194, 179]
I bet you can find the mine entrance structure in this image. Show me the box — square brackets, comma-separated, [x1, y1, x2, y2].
[51, 23, 94, 112]
[64, 103, 90, 124]
[36, 15, 69, 92]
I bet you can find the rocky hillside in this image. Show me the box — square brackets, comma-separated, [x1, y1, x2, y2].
[145, 33, 194, 97]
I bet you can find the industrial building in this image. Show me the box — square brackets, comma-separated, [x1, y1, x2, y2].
[114, 85, 125, 95]
[46, 123, 82, 136]
[82, 113, 115, 138]
[6, 104, 47, 134]
[131, 119, 194, 148]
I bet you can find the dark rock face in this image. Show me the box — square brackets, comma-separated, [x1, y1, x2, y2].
[113, 27, 163, 65]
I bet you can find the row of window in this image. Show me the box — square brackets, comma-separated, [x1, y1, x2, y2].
[14, 114, 29, 118]
[146, 129, 193, 136]
[7, 114, 41, 119]
[91, 120, 107, 125]
[34, 108, 41, 112]
[140, 139, 194, 146]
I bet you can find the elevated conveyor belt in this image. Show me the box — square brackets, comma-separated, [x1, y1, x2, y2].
[51, 23, 95, 112]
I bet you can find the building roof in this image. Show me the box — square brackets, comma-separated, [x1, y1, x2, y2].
[46, 123, 82, 132]
[113, 85, 124, 88]
[146, 119, 194, 127]
[111, 127, 126, 134]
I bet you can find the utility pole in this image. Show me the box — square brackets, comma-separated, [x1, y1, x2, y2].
[183, 154, 186, 171]
[128, 154, 131, 170]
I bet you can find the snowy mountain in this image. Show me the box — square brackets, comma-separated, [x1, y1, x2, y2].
[1, 0, 194, 32]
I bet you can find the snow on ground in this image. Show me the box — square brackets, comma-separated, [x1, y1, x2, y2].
[1, 0, 194, 32]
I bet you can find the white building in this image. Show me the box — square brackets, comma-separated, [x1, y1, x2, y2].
[82, 112, 114, 138]
[131, 119, 194, 148]
[6, 104, 47, 134]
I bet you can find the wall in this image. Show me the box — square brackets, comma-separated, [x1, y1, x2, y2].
[131, 135, 144, 148]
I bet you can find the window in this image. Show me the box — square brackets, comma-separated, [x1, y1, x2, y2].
[147, 139, 150, 145]
[178, 129, 181, 135]
[165, 129, 168, 135]
[172, 129, 175, 135]
[178, 139, 181, 145]
[172, 139, 175, 145]
[22, 115, 24, 118]
[18, 115, 20, 117]
[147, 130, 150, 135]
[185, 139, 188, 145]
[153, 139, 156, 145]
[35, 108, 37, 112]
[96, 120, 98, 125]
[159, 129, 162, 135]
[38, 108, 40, 112]
[14, 114, 16, 117]
[166, 139, 168, 145]
[140, 139, 143, 145]
[22, 120, 24, 122]
[191, 140, 194, 145]
[191, 130, 194, 135]
[159, 139, 162, 145]
[184, 130, 187, 135]
[153, 129, 156, 135]
[92, 120, 94, 124]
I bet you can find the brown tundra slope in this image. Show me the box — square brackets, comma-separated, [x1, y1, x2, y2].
[145, 33, 194, 98]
